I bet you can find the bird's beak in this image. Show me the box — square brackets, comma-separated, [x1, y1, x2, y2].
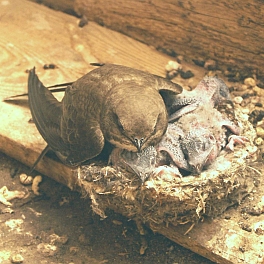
[133, 138, 144, 152]
[190, 163, 203, 174]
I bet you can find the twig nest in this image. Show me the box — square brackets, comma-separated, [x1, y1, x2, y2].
[77, 109, 259, 227]
[19, 173, 33, 185]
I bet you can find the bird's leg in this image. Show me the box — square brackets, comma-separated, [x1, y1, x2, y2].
[29, 144, 50, 174]
[220, 118, 241, 135]
[226, 135, 249, 151]
[219, 118, 249, 151]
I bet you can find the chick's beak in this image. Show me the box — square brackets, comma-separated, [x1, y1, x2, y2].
[190, 163, 203, 174]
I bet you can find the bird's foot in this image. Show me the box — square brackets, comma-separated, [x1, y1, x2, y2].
[226, 135, 249, 151]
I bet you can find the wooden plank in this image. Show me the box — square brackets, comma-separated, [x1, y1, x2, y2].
[30, 0, 264, 77]
[0, 1, 263, 264]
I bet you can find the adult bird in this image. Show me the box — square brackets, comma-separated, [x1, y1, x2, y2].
[28, 64, 182, 167]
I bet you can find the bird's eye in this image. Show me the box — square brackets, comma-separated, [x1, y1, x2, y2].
[209, 135, 214, 141]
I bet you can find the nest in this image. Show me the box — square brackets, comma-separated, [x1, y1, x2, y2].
[75, 109, 259, 226]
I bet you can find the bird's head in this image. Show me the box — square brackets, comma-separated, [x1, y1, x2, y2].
[101, 89, 168, 152]
[181, 128, 217, 174]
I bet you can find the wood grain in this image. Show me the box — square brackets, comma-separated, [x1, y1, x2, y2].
[0, 1, 263, 264]
[30, 0, 264, 76]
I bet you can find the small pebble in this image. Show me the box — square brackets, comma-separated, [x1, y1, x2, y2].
[70, 247, 79, 255]
[223, 69, 237, 78]
[78, 15, 88, 27]
[249, 110, 264, 124]
[1, 207, 14, 214]
[233, 96, 243, 104]
[165, 60, 182, 72]
[19, 173, 33, 185]
[258, 119, 264, 127]
[204, 59, 217, 70]
[246, 145, 258, 156]
[43, 64, 57, 70]
[256, 127, 264, 138]
[254, 137, 263, 146]
[253, 86, 264, 96]
[241, 108, 250, 114]
[10, 254, 24, 263]
[251, 96, 261, 104]
[176, 55, 183, 63]
[242, 92, 256, 99]
[244, 77, 256, 87]
[180, 70, 194, 79]
[37, 243, 57, 257]
[193, 59, 205, 67]
[166, 70, 178, 80]
[254, 222, 264, 235]
[165, 60, 182, 80]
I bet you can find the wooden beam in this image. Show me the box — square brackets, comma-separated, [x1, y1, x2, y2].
[31, 0, 264, 77]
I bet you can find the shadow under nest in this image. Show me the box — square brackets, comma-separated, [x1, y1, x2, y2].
[74, 109, 259, 227]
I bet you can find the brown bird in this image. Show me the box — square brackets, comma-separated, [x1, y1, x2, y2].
[28, 64, 182, 167]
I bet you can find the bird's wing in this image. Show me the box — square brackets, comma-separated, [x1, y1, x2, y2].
[59, 81, 105, 165]
[4, 81, 71, 101]
[28, 68, 66, 152]
[153, 75, 183, 95]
